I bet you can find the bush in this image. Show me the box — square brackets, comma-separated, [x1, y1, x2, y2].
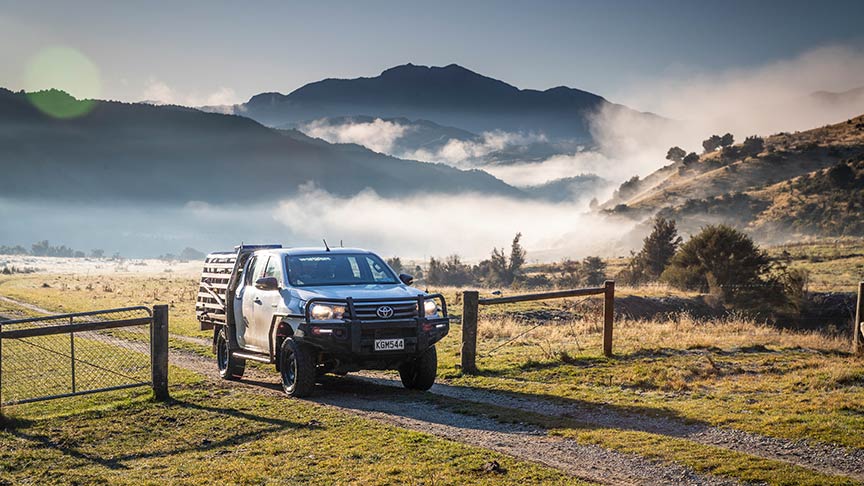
[661, 225, 774, 308]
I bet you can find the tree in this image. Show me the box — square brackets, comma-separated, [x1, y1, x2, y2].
[386, 257, 404, 273]
[557, 259, 583, 288]
[31, 240, 50, 256]
[665, 146, 687, 163]
[660, 225, 772, 307]
[719, 133, 734, 147]
[508, 233, 527, 283]
[615, 176, 641, 200]
[426, 255, 473, 287]
[179, 247, 205, 261]
[682, 152, 700, 166]
[741, 135, 765, 158]
[487, 233, 527, 286]
[622, 217, 682, 284]
[702, 135, 722, 153]
[582, 256, 607, 286]
[90, 249, 105, 258]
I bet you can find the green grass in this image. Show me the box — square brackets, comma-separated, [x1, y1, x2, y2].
[419, 391, 856, 486]
[428, 313, 864, 451]
[0, 379, 581, 485]
[3, 249, 864, 486]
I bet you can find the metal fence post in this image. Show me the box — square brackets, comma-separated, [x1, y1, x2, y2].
[855, 282, 864, 356]
[151, 305, 169, 400]
[461, 291, 479, 374]
[603, 280, 615, 357]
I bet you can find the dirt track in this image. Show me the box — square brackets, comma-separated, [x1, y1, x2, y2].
[3, 295, 863, 484]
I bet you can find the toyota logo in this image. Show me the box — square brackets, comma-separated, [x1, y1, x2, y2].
[376, 306, 394, 319]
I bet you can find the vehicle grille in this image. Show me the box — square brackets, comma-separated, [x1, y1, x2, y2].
[350, 302, 419, 321]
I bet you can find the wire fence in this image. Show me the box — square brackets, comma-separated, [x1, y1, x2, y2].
[0, 307, 154, 406]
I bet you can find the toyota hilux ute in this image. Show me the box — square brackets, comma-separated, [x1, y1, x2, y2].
[195, 244, 449, 397]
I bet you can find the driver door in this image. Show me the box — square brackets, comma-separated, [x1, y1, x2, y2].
[236, 255, 267, 351]
[249, 256, 284, 352]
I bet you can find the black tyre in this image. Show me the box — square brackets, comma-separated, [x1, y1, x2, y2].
[216, 327, 245, 380]
[279, 338, 316, 397]
[399, 346, 437, 391]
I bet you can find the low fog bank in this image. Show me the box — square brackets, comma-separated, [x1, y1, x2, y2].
[0, 199, 289, 258]
[0, 190, 638, 262]
[274, 185, 635, 260]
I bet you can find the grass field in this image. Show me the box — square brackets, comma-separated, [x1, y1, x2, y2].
[1, 242, 863, 485]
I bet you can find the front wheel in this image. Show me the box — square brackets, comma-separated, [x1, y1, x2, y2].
[399, 346, 437, 391]
[216, 327, 245, 380]
[279, 338, 316, 397]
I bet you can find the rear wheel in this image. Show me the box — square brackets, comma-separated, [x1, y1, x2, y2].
[279, 338, 316, 397]
[216, 327, 245, 380]
[399, 346, 437, 391]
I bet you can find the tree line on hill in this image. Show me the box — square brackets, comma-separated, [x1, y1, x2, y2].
[0, 241, 95, 258]
[0, 241, 205, 261]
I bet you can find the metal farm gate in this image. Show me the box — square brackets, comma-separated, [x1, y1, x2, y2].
[0, 305, 168, 409]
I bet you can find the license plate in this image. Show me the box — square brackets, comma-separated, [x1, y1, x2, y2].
[374, 338, 404, 351]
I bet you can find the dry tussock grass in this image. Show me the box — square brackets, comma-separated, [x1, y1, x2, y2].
[477, 313, 848, 355]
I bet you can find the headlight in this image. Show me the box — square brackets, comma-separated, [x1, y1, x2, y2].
[310, 304, 346, 321]
[424, 299, 439, 316]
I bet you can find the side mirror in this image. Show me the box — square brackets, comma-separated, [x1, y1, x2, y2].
[255, 276, 280, 291]
[399, 273, 414, 286]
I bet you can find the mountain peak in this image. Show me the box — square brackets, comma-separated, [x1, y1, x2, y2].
[379, 63, 486, 81]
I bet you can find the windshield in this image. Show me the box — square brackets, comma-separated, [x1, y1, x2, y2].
[285, 253, 399, 287]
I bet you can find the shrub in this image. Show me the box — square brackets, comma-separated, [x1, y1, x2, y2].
[661, 225, 774, 308]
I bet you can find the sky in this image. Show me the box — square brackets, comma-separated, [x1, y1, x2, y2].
[2, 0, 864, 109]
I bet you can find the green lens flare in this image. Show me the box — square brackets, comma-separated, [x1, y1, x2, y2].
[23, 46, 101, 119]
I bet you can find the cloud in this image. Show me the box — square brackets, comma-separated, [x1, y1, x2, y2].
[142, 78, 239, 107]
[273, 183, 632, 260]
[406, 131, 548, 167]
[301, 118, 410, 153]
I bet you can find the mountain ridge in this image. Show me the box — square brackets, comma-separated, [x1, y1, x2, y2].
[205, 63, 648, 142]
[0, 88, 526, 203]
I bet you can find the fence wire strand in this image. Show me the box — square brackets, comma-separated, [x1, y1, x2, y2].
[482, 295, 599, 357]
[1, 307, 152, 406]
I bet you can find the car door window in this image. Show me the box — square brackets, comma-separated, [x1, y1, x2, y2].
[263, 255, 283, 285]
[245, 256, 267, 286]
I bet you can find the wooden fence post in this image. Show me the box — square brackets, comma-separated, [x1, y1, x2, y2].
[461, 291, 479, 374]
[855, 282, 864, 356]
[151, 305, 170, 400]
[603, 280, 615, 357]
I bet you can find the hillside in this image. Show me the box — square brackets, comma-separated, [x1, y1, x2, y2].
[604, 114, 864, 238]
[0, 88, 524, 202]
[207, 63, 653, 142]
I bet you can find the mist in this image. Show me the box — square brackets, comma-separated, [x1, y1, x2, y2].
[403, 131, 549, 169]
[5, 47, 863, 262]
[0, 185, 636, 262]
[301, 118, 409, 154]
[601, 45, 864, 159]
[273, 184, 633, 260]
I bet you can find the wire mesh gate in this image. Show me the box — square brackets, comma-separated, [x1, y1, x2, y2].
[0, 305, 169, 409]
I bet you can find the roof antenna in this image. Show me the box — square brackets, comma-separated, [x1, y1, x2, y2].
[323, 239, 331, 252]
[340, 240, 344, 248]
